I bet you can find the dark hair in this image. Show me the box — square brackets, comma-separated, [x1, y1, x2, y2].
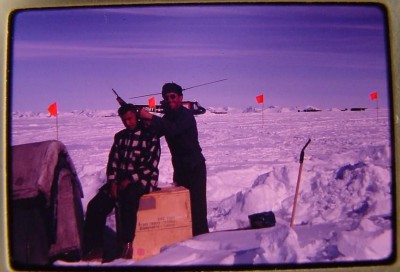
[162, 82, 183, 98]
[118, 103, 138, 117]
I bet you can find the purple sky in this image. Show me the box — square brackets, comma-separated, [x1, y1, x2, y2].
[10, 4, 390, 112]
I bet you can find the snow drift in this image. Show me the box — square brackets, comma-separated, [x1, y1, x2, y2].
[10, 107, 395, 268]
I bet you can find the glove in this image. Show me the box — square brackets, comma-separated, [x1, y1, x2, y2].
[118, 179, 131, 191]
[110, 182, 118, 199]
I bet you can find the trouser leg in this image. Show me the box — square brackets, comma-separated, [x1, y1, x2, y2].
[189, 161, 209, 236]
[118, 182, 145, 243]
[83, 189, 115, 253]
[174, 161, 209, 236]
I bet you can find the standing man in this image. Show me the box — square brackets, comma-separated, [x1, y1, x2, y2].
[139, 82, 209, 236]
[82, 103, 161, 262]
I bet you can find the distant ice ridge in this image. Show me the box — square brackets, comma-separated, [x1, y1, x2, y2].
[12, 106, 379, 118]
[12, 109, 118, 118]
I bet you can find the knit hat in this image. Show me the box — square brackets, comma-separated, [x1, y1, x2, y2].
[118, 103, 138, 117]
[161, 83, 183, 98]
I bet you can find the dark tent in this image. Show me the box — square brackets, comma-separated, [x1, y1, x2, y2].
[10, 140, 84, 268]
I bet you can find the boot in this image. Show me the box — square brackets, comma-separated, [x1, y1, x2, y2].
[81, 247, 103, 262]
[120, 242, 133, 259]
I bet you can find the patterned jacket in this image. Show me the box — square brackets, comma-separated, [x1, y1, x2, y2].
[106, 125, 161, 192]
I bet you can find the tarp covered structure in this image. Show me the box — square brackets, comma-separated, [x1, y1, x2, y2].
[10, 140, 84, 268]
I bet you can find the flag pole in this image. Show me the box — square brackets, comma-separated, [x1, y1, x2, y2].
[256, 94, 264, 129]
[56, 114, 59, 141]
[48, 102, 59, 141]
[262, 101, 264, 128]
[370, 91, 379, 122]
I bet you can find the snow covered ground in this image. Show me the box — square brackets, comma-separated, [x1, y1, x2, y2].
[11, 106, 395, 269]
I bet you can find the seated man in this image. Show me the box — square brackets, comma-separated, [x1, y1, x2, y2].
[82, 103, 161, 262]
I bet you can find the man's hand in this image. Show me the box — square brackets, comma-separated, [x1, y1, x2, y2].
[118, 179, 131, 191]
[143, 119, 152, 127]
[139, 108, 154, 120]
[110, 182, 118, 199]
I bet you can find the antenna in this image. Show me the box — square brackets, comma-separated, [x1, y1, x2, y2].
[128, 78, 227, 99]
[182, 78, 228, 91]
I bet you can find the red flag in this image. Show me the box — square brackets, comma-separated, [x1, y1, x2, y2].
[148, 97, 156, 108]
[370, 92, 378, 100]
[48, 102, 58, 116]
[256, 94, 264, 104]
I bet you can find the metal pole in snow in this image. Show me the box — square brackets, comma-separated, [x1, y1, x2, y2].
[290, 138, 311, 227]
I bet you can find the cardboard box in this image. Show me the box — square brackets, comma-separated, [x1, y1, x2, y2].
[133, 186, 192, 260]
